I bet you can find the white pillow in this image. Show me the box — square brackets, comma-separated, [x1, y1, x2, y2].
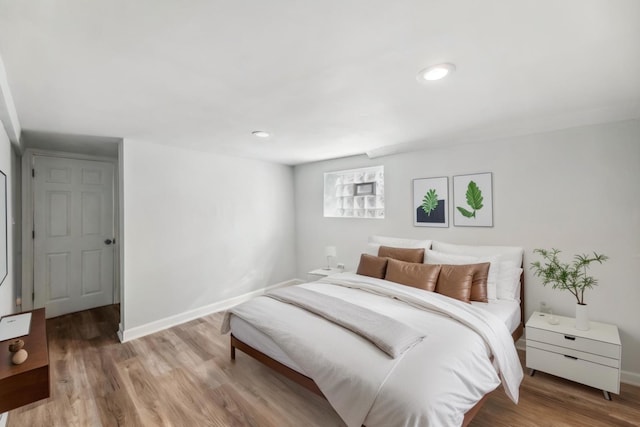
[431, 241, 524, 301]
[424, 249, 499, 301]
[497, 262, 523, 301]
[365, 243, 381, 256]
[432, 241, 523, 265]
[513, 268, 523, 302]
[369, 235, 432, 250]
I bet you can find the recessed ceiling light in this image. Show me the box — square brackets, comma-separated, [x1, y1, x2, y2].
[252, 130, 270, 138]
[417, 63, 456, 82]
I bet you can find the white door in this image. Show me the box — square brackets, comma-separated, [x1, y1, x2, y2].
[33, 155, 115, 318]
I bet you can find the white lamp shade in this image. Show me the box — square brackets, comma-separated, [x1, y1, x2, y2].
[324, 246, 337, 257]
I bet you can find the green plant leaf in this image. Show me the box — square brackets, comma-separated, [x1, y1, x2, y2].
[456, 206, 475, 218]
[421, 189, 438, 216]
[465, 181, 484, 211]
[529, 248, 608, 305]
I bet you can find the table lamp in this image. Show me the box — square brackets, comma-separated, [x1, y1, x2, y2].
[324, 246, 336, 270]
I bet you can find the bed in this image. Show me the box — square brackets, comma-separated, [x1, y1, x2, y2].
[221, 239, 525, 427]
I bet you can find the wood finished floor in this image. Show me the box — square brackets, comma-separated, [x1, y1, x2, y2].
[8, 305, 640, 426]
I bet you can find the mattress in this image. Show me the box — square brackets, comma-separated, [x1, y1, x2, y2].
[229, 285, 522, 377]
[471, 299, 522, 334]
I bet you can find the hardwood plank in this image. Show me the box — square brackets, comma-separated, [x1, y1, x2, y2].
[7, 305, 640, 426]
[154, 368, 242, 427]
[115, 357, 173, 426]
[94, 389, 145, 427]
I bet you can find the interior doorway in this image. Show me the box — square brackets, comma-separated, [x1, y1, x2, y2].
[21, 149, 120, 319]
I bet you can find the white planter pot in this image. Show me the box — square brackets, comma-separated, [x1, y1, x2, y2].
[575, 304, 590, 331]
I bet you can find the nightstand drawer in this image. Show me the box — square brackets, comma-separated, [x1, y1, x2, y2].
[527, 341, 619, 369]
[527, 347, 620, 393]
[527, 327, 620, 359]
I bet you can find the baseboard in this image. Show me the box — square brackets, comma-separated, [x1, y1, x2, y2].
[0, 412, 7, 427]
[118, 278, 304, 342]
[621, 370, 640, 387]
[518, 338, 640, 386]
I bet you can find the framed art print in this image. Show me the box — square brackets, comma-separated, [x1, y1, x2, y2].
[0, 170, 5, 286]
[413, 177, 448, 227]
[355, 182, 376, 196]
[453, 172, 493, 227]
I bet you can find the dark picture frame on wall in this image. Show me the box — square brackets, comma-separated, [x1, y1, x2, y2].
[355, 182, 376, 196]
[0, 170, 6, 286]
[413, 177, 448, 227]
[453, 172, 493, 227]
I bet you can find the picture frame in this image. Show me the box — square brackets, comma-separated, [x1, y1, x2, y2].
[0, 170, 6, 286]
[453, 172, 493, 227]
[355, 182, 376, 196]
[413, 177, 448, 227]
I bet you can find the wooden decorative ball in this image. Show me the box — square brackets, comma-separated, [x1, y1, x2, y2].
[11, 348, 28, 365]
[8, 339, 24, 353]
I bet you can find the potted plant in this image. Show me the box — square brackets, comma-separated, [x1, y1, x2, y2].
[530, 248, 608, 330]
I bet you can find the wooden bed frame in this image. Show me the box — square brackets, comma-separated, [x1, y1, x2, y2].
[230, 271, 525, 426]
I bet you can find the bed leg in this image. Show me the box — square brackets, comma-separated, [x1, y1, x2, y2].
[230, 340, 236, 361]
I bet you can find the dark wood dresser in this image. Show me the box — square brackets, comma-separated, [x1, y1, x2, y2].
[0, 308, 50, 412]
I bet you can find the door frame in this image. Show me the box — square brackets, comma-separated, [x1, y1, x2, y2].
[21, 148, 120, 315]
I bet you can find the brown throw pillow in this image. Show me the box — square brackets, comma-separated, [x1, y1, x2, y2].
[384, 258, 441, 291]
[436, 264, 475, 303]
[378, 245, 425, 263]
[356, 254, 388, 279]
[468, 262, 490, 303]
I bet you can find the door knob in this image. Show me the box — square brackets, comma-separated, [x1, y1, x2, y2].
[104, 239, 113, 245]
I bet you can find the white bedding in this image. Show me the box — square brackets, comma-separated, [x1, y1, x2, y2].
[230, 298, 521, 375]
[266, 286, 426, 358]
[471, 299, 522, 334]
[224, 273, 523, 427]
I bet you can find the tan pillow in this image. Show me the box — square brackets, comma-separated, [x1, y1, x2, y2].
[356, 254, 388, 279]
[378, 245, 425, 263]
[384, 258, 441, 291]
[436, 264, 475, 303]
[468, 262, 490, 303]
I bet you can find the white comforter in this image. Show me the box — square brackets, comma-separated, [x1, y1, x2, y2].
[222, 272, 523, 427]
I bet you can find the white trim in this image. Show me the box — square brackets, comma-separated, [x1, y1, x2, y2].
[621, 370, 640, 387]
[21, 149, 120, 314]
[0, 411, 7, 427]
[117, 141, 125, 338]
[118, 278, 303, 342]
[20, 149, 34, 311]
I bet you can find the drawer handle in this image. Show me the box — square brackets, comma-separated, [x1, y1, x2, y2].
[564, 355, 578, 360]
[564, 335, 576, 341]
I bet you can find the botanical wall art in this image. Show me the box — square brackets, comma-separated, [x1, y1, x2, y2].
[453, 172, 493, 227]
[413, 177, 448, 227]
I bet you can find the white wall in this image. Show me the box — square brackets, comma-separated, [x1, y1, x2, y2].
[294, 119, 640, 382]
[0, 54, 21, 144]
[121, 139, 296, 333]
[0, 125, 14, 317]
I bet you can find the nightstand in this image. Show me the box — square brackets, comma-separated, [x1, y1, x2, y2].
[526, 311, 621, 400]
[307, 268, 342, 281]
[0, 308, 50, 412]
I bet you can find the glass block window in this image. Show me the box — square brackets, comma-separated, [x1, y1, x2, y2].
[324, 166, 384, 218]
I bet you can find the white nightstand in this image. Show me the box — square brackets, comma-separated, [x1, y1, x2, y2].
[526, 311, 621, 400]
[307, 268, 342, 281]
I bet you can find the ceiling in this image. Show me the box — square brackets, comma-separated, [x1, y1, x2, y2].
[0, 1, 639, 165]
